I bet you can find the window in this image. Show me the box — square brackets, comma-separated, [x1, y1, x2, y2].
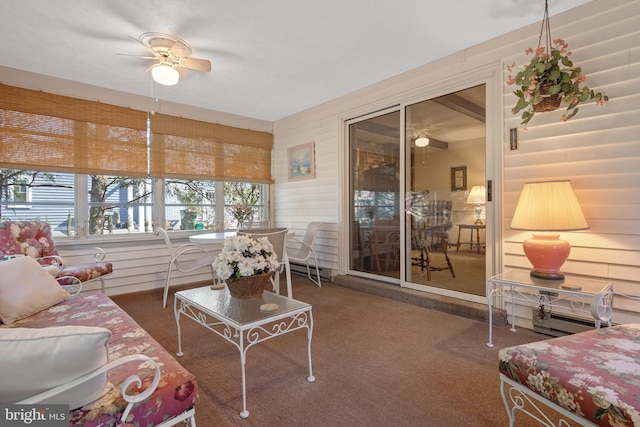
[164, 179, 216, 231]
[88, 175, 154, 235]
[224, 182, 266, 229]
[12, 180, 27, 204]
[0, 168, 267, 237]
[0, 170, 75, 236]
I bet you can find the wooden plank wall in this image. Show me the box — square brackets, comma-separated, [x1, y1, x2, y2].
[502, 1, 640, 325]
[273, 0, 640, 325]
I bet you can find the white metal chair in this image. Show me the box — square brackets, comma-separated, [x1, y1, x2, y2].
[237, 228, 292, 298]
[286, 222, 324, 287]
[156, 227, 216, 308]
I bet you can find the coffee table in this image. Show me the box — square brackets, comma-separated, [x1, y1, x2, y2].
[173, 286, 315, 418]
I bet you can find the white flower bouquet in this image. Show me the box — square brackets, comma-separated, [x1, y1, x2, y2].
[213, 235, 279, 282]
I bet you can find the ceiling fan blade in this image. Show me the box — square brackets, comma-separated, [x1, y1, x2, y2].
[183, 57, 212, 72]
[116, 53, 155, 59]
[168, 40, 192, 58]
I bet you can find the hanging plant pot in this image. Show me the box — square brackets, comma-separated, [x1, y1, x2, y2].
[505, 0, 607, 125]
[533, 83, 562, 113]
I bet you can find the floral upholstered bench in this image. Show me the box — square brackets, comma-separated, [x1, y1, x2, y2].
[0, 220, 113, 293]
[0, 256, 198, 426]
[499, 323, 640, 426]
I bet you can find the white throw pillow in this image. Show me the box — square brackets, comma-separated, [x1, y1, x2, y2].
[0, 256, 70, 324]
[0, 326, 112, 409]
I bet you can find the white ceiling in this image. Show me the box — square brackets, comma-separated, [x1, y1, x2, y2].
[0, 0, 593, 122]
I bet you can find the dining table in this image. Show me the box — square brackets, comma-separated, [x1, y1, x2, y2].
[188, 231, 237, 244]
[189, 230, 296, 245]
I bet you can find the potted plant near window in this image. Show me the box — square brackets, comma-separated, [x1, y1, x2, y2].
[506, 1, 608, 125]
[213, 235, 280, 298]
[229, 204, 254, 229]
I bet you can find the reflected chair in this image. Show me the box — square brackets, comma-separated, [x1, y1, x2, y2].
[410, 200, 455, 281]
[365, 218, 399, 271]
[237, 228, 292, 298]
[384, 229, 401, 270]
[351, 221, 366, 270]
[286, 222, 324, 287]
[156, 227, 216, 308]
[0, 220, 113, 294]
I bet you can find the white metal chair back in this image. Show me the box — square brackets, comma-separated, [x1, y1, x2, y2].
[286, 222, 324, 287]
[157, 226, 174, 253]
[237, 228, 292, 297]
[156, 227, 216, 308]
[247, 220, 269, 229]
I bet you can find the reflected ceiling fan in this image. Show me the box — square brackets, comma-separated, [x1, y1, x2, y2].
[127, 32, 212, 86]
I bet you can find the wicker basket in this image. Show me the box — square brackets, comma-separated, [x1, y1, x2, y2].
[227, 272, 273, 299]
[533, 84, 562, 112]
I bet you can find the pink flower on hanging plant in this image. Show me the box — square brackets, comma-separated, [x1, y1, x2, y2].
[506, 38, 608, 125]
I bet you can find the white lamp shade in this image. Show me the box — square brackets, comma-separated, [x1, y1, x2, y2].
[511, 180, 588, 231]
[466, 185, 486, 204]
[151, 64, 180, 86]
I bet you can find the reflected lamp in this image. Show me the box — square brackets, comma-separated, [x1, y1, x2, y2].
[510, 180, 589, 281]
[466, 185, 486, 224]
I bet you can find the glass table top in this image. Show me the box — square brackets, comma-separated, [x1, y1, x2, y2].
[175, 286, 311, 327]
[489, 270, 612, 294]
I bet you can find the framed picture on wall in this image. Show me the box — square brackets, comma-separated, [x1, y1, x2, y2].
[288, 142, 316, 181]
[451, 166, 467, 191]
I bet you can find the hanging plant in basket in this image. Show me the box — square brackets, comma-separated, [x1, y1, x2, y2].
[213, 235, 280, 298]
[506, 0, 608, 125]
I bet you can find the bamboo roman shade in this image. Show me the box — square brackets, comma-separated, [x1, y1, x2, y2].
[0, 84, 149, 177]
[0, 84, 273, 182]
[150, 113, 273, 183]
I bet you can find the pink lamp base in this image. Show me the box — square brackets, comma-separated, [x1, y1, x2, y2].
[523, 233, 571, 281]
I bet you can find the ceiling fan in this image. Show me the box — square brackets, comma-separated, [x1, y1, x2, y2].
[128, 32, 212, 86]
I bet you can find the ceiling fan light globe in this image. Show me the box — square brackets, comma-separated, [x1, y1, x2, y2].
[415, 136, 430, 147]
[151, 64, 179, 86]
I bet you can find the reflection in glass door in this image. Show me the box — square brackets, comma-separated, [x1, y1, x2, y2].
[405, 85, 486, 296]
[348, 110, 401, 279]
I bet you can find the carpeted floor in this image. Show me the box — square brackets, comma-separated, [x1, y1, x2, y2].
[112, 275, 558, 427]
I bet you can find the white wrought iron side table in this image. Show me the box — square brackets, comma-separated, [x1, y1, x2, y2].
[174, 286, 315, 418]
[486, 270, 613, 347]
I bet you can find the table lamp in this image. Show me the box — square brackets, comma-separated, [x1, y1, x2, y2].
[510, 180, 588, 280]
[466, 185, 486, 225]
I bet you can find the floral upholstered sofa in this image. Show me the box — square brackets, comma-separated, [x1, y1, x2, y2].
[499, 323, 640, 426]
[0, 220, 113, 292]
[0, 256, 198, 426]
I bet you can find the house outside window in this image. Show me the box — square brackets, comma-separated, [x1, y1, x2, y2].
[12, 179, 27, 204]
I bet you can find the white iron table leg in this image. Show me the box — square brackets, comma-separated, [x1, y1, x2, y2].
[307, 311, 316, 382]
[486, 280, 494, 347]
[239, 330, 249, 418]
[174, 297, 184, 357]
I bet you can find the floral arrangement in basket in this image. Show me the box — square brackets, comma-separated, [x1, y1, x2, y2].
[506, 1, 607, 125]
[213, 235, 279, 283]
[229, 204, 254, 229]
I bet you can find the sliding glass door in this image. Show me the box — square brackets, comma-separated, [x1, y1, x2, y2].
[347, 84, 487, 298]
[348, 109, 401, 279]
[405, 85, 486, 296]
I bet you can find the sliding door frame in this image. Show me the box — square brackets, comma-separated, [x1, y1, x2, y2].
[339, 62, 503, 305]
